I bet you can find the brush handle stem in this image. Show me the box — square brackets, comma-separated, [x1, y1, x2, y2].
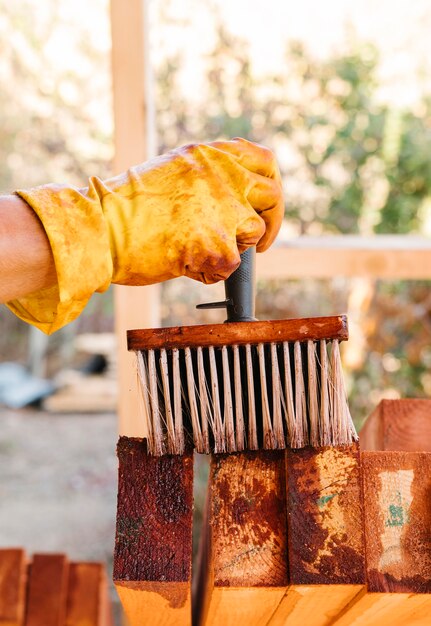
[224, 247, 257, 322]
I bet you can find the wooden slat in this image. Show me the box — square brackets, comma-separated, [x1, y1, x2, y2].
[0, 549, 26, 626]
[195, 451, 288, 626]
[65, 563, 113, 626]
[328, 451, 431, 624]
[25, 554, 69, 626]
[269, 445, 365, 626]
[127, 315, 348, 351]
[360, 399, 431, 452]
[113, 437, 193, 626]
[257, 236, 431, 280]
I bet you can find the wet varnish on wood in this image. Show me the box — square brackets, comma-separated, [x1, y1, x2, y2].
[113, 437, 194, 626]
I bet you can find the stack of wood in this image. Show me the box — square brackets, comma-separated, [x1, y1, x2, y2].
[0, 550, 113, 626]
[114, 399, 431, 626]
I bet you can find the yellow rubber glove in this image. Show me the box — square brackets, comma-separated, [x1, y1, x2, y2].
[7, 138, 283, 334]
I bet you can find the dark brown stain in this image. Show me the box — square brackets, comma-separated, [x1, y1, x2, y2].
[287, 445, 365, 585]
[211, 450, 288, 587]
[113, 437, 193, 583]
[367, 569, 431, 593]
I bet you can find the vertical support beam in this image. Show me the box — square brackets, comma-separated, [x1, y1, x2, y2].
[110, 0, 160, 437]
[113, 437, 193, 626]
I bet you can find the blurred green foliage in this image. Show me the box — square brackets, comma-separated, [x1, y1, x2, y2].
[0, 2, 430, 423]
[156, 22, 431, 424]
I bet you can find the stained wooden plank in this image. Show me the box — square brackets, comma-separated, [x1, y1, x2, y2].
[268, 445, 365, 626]
[25, 554, 69, 626]
[127, 315, 348, 351]
[286, 444, 365, 585]
[328, 451, 431, 624]
[0, 549, 26, 626]
[195, 451, 288, 626]
[362, 451, 431, 593]
[360, 399, 431, 452]
[113, 437, 193, 626]
[65, 562, 113, 626]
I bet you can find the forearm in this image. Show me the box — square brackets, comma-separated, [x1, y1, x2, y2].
[0, 194, 56, 303]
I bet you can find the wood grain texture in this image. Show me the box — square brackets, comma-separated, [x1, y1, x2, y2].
[25, 554, 69, 626]
[113, 437, 193, 626]
[286, 444, 365, 585]
[360, 399, 431, 452]
[195, 451, 288, 626]
[65, 562, 113, 626]
[267, 585, 364, 626]
[0, 549, 26, 626]
[127, 315, 348, 351]
[362, 451, 431, 593]
[328, 590, 431, 625]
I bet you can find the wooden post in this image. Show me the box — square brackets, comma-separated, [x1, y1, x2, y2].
[195, 451, 288, 626]
[110, 0, 160, 438]
[0, 549, 27, 626]
[328, 451, 431, 625]
[360, 399, 431, 452]
[25, 554, 69, 626]
[113, 437, 194, 625]
[65, 563, 114, 626]
[268, 444, 365, 626]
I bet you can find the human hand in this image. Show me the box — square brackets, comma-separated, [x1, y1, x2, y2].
[101, 137, 284, 285]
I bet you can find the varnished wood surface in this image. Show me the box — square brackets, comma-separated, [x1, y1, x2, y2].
[286, 444, 365, 585]
[360, 399, 431, 452]
[113, 437, 194, 626]
[127, 315, 348, 351]
[266, 446, 366, 626]
[195, 451, 288, 626]
[362, 451, 431, 593]
[25, 554, 69, 626]
[0, 549, 26, 626]
[65, 563, 113, 626]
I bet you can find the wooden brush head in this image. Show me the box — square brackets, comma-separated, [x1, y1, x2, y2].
[127, 315, 349, 351]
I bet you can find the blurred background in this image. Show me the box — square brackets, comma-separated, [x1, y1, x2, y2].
[1, 0, 431, 620]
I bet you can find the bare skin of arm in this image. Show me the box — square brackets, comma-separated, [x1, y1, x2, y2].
[0, 195, 57, 303]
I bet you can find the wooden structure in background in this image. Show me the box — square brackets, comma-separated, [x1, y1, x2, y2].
[360, 398, 431, 452]
[194, 451, 288, 626]
[0, 550, 112, 626]
[110, 0, 160, 439]
[257, 236, 431, 280]
[113, 437, 194, 626]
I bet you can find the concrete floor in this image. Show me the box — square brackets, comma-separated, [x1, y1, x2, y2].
[0, 408, 122, 622]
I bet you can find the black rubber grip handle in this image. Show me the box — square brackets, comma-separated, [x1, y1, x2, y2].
[224, 247, 257, 322]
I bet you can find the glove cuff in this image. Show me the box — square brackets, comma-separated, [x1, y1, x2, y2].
[6, 185, 113, 334]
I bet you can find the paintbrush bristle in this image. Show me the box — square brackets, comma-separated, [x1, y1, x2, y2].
[135, 338, 358, 456]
